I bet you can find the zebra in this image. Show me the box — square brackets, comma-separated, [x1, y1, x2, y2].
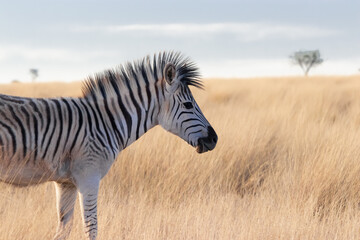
[0, 52, 218, 240]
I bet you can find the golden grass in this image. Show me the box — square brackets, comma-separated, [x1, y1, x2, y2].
[1, 76, 360, 239]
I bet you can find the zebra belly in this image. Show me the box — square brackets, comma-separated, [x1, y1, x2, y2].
[0, 155, 72, 187]
[0, 167, 52, 186]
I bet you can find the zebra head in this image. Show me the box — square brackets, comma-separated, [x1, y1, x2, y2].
[158, 62, 218, 153]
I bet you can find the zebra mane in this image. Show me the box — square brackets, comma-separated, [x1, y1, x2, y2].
[82, 52, 203, 99]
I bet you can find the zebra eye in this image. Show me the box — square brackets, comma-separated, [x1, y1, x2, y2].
[183, 102, 193, 109]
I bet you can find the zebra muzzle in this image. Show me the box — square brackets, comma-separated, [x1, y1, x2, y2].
[196, 126, 218, 153]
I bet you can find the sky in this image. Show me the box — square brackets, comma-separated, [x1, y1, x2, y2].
[0, 0, 359, 82]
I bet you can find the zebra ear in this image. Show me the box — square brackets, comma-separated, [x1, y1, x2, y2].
[164, 63, 176, 85]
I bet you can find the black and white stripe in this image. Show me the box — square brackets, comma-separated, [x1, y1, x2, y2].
[0, 52, 217, 240]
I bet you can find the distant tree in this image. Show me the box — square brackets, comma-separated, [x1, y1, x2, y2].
[29, 68, 39, 82]
[290, 50, 323, 76]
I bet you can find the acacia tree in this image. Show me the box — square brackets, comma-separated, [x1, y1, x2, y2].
[290, 50, 323, 76]
[29, 68, 38, 82]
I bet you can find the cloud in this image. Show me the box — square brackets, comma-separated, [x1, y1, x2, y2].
[71, 22, 340, 41]
[0, 45, 114, 62]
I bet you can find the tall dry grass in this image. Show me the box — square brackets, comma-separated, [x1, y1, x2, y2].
[1, 76, 360, 239]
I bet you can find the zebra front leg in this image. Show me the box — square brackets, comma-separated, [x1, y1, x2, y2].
[53, 182, 77, 240]
[77, 176, 100, 240]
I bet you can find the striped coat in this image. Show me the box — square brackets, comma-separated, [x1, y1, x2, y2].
[0, 52, 217, 240]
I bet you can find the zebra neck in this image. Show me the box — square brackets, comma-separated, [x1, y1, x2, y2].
[87, 93, 162, 152]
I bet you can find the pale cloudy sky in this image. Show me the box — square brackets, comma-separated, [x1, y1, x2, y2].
[0, 0, 359, 82]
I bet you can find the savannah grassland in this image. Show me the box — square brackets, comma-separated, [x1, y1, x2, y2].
[1, 76, 360, 240]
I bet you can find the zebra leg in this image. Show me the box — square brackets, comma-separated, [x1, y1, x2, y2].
[53, 182, 77, 240]
[77, 176, 100, 240]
